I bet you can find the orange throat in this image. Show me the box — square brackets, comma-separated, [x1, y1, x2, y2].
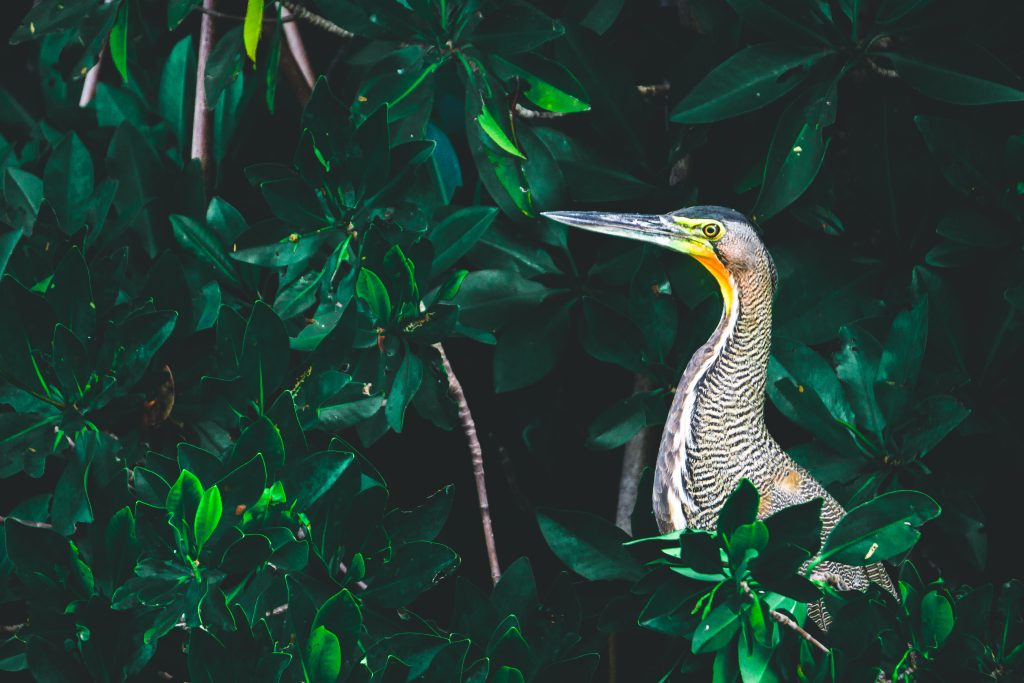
[693, 252, 735, 316]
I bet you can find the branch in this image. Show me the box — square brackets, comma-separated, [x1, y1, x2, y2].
[337, 560, 368, 591]
[78, 0, 113, 106]
[191, 0, 216, 185]
[197, 6, 296, 23]
[615, 375, 657, 534]
[636, 81, 671, 95]
[513, 103, 571, 120]
[434, 343, 501, 586]
[1, 623, 26, 633]
[280, 0, 354, 38]
[741, 581, 829, 655]
[280, 3, 315, 92]
[0, 516, 53, 529]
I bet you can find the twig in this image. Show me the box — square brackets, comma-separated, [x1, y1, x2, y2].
[280, 0, 354, 38]
[338, 561, 368, 591]
[280, 3, 315, 92]
[434, 343, 501, 586]
[740, 581, 829, 654]
[265, 603, 289, 617]
[615, 375, 657, 534]
[79, 0, 113, 107]
[637, 81, 671, 95]
[513, 103, 571, 120]
[197, 6, 297, 23]
[865, 57, 899, 79]
[191, 0, 216, 185]
[1, 623, 26, 633]
[0, 516, 53, 529]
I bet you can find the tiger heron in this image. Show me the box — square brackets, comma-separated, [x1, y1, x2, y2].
[543, 206, 895, 630]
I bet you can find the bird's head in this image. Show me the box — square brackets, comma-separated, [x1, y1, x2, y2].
[542, 205, 776, 310]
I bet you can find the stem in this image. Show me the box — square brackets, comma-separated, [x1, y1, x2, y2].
[434, 343, 501, 586]
[741, 581, 829, 655]
[0, 515, 54, 529]
[280, 3, 315, 92]
[615, 374, 656, 534]
[191, 0, 216, 185]
[79, 0, 113, 107]
[279, 0, 354, 38]
[198, 6, 297, 23]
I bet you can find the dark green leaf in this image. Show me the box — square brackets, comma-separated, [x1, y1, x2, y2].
[672, 44, 829, 123]
[819, 490, 941, 565]
[885, 45, 1024, 105]
[536, 507, 643, 582]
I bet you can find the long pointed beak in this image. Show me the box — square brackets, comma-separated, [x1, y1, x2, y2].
[541, 211, 679, 246]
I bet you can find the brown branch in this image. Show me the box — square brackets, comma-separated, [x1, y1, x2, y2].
[197, 6, 296, 23]
[191, 0, 216, 186]
[513, 103, 571, 120]
[636, 81, 671, 95]
[741, 581, 829, 654]
[280, 4, 315, 92]
[338, 561, 368, 591]
[280, 0, 354, 38]
[0, 516, 53, 529]
[615, 375, 657, 534]
[434, 343, 501, 586]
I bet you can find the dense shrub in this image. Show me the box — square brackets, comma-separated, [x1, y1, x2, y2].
[1, 0, 1023, 681]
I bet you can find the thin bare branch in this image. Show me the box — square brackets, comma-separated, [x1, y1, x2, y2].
[434, 343, 501, 586]
[0, 516, 53, 529]
[513, 103, 571, 120]
[637, 81, 671, 95]
[338, 561, 369, 591]
[1, 623, 26, 633]
[741, 581, 829, 654]
[197, 6, 297, 23]
[280, 4, 315, 91]
[191, 0, 216, 184]
[280, 0, 355, 38]
[615, 375, 657, 534]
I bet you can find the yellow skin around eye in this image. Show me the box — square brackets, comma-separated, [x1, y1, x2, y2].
[670, 216, 734, 315]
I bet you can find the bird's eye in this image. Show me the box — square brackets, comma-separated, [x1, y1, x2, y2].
[702, 222, 722, 240]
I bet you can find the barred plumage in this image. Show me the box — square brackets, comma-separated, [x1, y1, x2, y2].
[542, 206, 897, 633]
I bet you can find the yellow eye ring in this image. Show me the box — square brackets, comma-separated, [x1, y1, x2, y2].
[702, 222, 723, 240]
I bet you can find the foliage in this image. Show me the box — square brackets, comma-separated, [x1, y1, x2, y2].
[2, 0, 1024, 681]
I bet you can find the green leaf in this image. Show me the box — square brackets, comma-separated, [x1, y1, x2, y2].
[718, 479, 759, 537]
[357, 268, 392, 323]
[386, 350, 423, 432]
[818, 490, 941, 565]
[492, 54, 590, 114]
[494, 300, 572, 392]
[44, 132, 94, 233]
[194, 485, 222, 551]
[170, 214, 243, 288]
[877, 298, 928, 420]
[769, 337, 854, 424]
[244, 0, 264, 63]
[159, 35, 196, 160]
[363, 541, 460, 608]
[305, 626, 342, 683]
[430, 207, 499, 274]
[920, 590, 954, 648]
[753, 77, 837, 221]
[284, 450, 354, 509]
[691, 601, 740, 654]
[726, 0, 829, 45]
[109, 0, 129, 82]
[46, 247, 95, 341]
[52, 324, 90, 401]
[894, 395, 969, 460]
[4, 168, 43, 233]
[536, 508, 644, 581]
[671, 44, 829, 123]
[469, 3, 564, 54]
[166, 469, 204, 549]
[240, 302, 290, 412]
[476, 105, 525, 160]
[168, 0, 201, 28]
[834, 324, 886, 441]
[454, 269, 555, 332]
[884, 45, 1024, 105]
[586, 390, 664, 450]
[205, 26, 244, 109]
[579, 297, 645, 372]
[737, 623, 776, 683]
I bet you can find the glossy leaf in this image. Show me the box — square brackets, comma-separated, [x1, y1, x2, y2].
[536, 508, 644, 582]
[672, 44, 829, 123]
[819, 490, 941, 565]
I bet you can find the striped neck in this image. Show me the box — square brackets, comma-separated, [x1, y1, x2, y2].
[653, 254, 776, 532]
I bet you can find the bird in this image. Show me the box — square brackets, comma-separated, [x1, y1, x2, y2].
[542, 206, 895, 630]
